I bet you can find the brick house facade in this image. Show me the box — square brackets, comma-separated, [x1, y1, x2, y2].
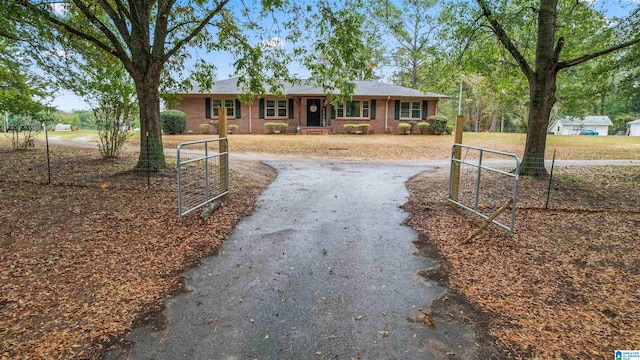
[170, 78, 448, 135]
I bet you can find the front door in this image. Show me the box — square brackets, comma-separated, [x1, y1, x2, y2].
[307, 99, 321, 127]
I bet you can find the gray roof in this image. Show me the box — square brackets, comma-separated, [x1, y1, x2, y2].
[185, 77, 449, 99]
[556, 116, 613, 126]
[628, 119, 640, 125]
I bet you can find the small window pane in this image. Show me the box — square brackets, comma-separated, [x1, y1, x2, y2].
[266, 100, 276, 117]
[337, 103, 344, 118]
[346, 100, 360, 118]
[278, 100, 287, 117]
[411, 101, 420, 118]
[400, 102, 410, 118]
[212, 99, 222, 117]
[363, 101, 369, 118]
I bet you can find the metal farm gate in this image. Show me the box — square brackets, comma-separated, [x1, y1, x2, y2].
[449, 144, 520, 233]
[177, 138, 229, 218]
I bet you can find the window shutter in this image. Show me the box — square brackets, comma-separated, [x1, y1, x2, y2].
[422, 100, 428, 120]
[394, 100, 400, 120]
[288, 98, 294, 119]
[331, 105, 336, 119]
[370, 99, 376, 119]
[205, 98, 211, 119]
[259, 98, 265, 119]
[235, 99, 241, 118]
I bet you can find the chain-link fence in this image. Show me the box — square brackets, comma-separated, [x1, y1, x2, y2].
[0, 132, 174, 190]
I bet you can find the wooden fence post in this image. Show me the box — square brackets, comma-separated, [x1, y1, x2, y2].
[451, 115, 464, 202]
[218, 108, 228, 191]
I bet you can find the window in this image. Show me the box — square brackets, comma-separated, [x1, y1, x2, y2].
[400, 101, 421, 119]
[266, 99, 288, 118]
[278, 100, 287, 117]
[338, 100, 370, 118]
[212, 99, 235, 118]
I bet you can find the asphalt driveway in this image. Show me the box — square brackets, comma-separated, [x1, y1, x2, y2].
[105, 159, 477, 359]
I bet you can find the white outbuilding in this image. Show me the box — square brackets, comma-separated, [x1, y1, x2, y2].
[628, 119, 640, 136]
[548, 116, 612, 136]
[54, 123, 72, 131]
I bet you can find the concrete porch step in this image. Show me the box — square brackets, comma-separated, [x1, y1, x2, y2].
[302, 127, 329, 135]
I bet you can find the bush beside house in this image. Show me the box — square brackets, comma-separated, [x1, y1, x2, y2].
[398, 123, 412, 134]
[265, 122, 289, 134]
[160, 110, 187, 135]
[344, 124, 371, 134]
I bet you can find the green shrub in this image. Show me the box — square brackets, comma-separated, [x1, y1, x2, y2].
[344, 124, 370, 134]
[343, 124, 356, 134]
[398, 122, 412, 134]
[417, 122, 430, 134]
[227, 124, 239, 134]
[427, 115, 449, 135]
[199, 123, 210, 134]
[160, 110, 187, 135]
[265, 122, 288, 134]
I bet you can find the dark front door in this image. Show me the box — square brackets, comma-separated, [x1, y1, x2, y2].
[307, 99, 322, 127]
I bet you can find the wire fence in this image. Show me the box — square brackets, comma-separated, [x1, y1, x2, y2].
[517, 153, 640, 213]
[451, 145, 640, 214]
[0, 132, 174, 190]
[3, 131, 637, 214]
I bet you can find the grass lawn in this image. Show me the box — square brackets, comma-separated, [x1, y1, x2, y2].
[163, 132, 640, 160]
[34, 130, 640, 160]
[43, 129, 102, 141]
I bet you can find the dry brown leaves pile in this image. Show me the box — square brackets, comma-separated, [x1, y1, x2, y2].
[0, 145, 275, 359]
[405, 166, 640, 359]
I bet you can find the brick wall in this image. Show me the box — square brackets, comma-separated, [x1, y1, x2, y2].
[170, 95, 442, 135]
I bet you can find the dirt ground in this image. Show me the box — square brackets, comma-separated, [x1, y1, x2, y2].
[2, 134, 639, 359]
[404, 166, 640, 359]
[0, 145, 275, 359]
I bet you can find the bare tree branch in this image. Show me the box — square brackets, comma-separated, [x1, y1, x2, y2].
[558, 37, 640, 70]
[476, 0, 534, 80]
[95, 0, 132, 47]
[163, 0, 230, 61]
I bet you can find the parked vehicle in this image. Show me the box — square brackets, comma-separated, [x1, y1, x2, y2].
[579, 129, 598, 135]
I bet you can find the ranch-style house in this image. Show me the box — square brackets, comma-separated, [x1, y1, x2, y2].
[169, 78, 449, 135]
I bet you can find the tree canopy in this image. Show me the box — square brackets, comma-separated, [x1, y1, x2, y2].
[4, 0, 376, 170]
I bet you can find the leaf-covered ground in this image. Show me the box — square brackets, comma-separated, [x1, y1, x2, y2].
[0, 145, 275, 359]
[404, 166, 640, 359]
[2, 135, 639, 359]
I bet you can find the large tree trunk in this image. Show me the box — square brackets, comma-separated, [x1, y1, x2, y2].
[134, 76, 166, 171]
[489, 109, 499, 132]
[520, 74, 557, 177]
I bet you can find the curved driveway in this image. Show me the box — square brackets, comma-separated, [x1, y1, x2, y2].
[106, 159, 477, 359]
